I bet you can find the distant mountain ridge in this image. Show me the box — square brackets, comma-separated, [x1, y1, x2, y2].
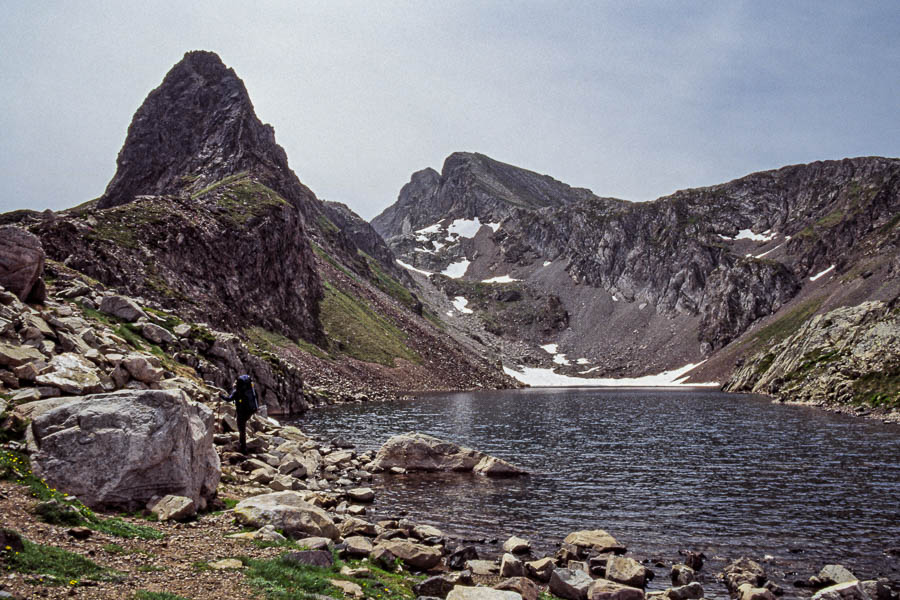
[375, 152, 900, 384]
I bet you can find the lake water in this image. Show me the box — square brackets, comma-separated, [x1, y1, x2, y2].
[292, 388, 900, 596]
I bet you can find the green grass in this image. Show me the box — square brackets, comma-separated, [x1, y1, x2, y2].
[815, 209, 845, 229]
[134, 591, 191, 600]
[359, 251, 419, 311]
[1, 537, 120, 585]
[312, 243, 359, 282]
[242, 553, 418, 600]
[740, 296, 825, 355]
[245, 326, 328, 361]
[319, 280, 420, 367]
[190, 171, 250, 199]
[851, 370, 900, 409]
[0, 450, 163, 540]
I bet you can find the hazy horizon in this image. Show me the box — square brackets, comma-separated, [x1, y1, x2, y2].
[2, 2, 898, 220]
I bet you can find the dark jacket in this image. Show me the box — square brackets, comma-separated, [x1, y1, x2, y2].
[222, 375, 258, 420]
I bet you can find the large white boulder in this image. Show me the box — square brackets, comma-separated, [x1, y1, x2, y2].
[233, 491, 339, 540]
[28, 389, 220, 510]
[370, 432, 526, 475]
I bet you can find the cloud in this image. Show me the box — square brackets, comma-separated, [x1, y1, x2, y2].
[1, 1, 898, 219]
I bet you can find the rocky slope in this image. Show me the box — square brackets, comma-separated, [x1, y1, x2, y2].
[724, 299, 900, 412]
[1, 51, 514, 414]
[374, 152, 900, 388]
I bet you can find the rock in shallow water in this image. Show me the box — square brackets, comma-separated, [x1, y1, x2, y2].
[370, 432, 527, 475]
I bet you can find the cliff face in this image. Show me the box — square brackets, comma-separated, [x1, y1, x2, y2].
[375, 152, 900, 380]
[725, 300, 899, 410]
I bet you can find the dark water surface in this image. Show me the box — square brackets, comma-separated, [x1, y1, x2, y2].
[293, 388, 900, 593]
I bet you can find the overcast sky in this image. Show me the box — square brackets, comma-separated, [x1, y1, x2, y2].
[2, 2, 898, 220]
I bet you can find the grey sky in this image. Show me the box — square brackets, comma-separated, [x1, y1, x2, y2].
[2, 1, 898, 220]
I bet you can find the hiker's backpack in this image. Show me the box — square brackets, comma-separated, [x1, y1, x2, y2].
[236, 374, 259, 417]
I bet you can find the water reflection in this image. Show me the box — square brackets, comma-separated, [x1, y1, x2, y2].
[293, 388, 900, 594]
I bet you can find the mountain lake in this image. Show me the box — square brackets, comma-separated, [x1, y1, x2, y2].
[292, 388, 900, 597]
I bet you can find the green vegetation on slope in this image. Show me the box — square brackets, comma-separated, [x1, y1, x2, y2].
[319, 281, 419, 367]
[1, 537, 120, 586]
[740, 296, 825, 355]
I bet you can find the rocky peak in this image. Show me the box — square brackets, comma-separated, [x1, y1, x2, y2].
[98, 50, 310, 210]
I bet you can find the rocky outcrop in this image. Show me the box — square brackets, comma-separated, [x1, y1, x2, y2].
[24, 389, 220, 510]
[0, 226, 46, 303]
[725, 299, 899, 409]
[369, 432, 527, 475]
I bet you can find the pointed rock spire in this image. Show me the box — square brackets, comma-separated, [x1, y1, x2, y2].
[98, 50, 304, 209]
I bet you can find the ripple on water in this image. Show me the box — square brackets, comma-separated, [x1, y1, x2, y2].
[292, 388, 900, 596]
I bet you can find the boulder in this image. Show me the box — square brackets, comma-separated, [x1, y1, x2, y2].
[0, 226, 45, 302]
[295, 536, 332, 551]
[370, 432, 526, 475]
[122, 354, 164, 383]
[338, 516, 378, 537]
[283, 550, 333, 568]
[0, 343, 45, 368]
[737, 583, 777, 600]
[413, 524, 444, 540]
[234, 491, 339, 540]
[149, 495, 196, 521]
[549, 567, 594, 600]
[209, 558, 243, 570]
[496, 577, 540, 600]
[722, 558, 767, 594]
[564, 530, 626, 554]
[670, 564, 694, 586]
[526, 557, 556, 582]
[448, 546, 479, 570]
[369, 545, 397, 569]
[467, 560, 500, 576]
[348, 487, 375, 502]
[142, 323, 176, 345]
[28, 389, 219, 510]
[819, 565, 858, 586]
[99, 295, 147, 322]
[811, 582, 871, 600]
[503, 536, 531, 554]
[374, 539, 442, 570]
[344, 535, 375, 557]
[414, 574, 463, 599]
[662, 582, 704, 600]
[587, 580, 645, 600]
[447, 587, 522, 600]
[227, 524, 287, 542]
[860, 580, 893, 600]
[329, 579, 364, 598]
[34, 353, 102, 395]
[474, 455, 527, 476]
[606, 556, 649, 589]
[501, 553, 526, 578]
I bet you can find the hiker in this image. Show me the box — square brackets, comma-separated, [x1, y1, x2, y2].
[220, 374, 259, 453]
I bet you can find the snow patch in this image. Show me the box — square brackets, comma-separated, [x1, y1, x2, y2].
[580, 367, 600, 374]
[748, 243, 782, 259]
[540, 343, 558, 354]
[396, 260, 433, 276]
[553, 354, 571, 366]
[735, 229, 777, 242]
[441, 259, 470, 279]
[809, 265, 835, 282]
[612, 296, 619, 302]
[503, 362, 718, 387]
[446, 311, 454, 317]
[576, 358, 590, 365]
[543, 261, 552, 267]
[487, 222, 501, 233]
[452, 296, 473, 314]
[447, 217, 486, 239]
[482, 275, 520, 283]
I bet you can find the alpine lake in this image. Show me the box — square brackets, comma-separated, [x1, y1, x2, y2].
[292, 388, 900, 597]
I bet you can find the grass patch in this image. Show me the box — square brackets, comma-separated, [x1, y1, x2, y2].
[242, 553, 418, 600]
[135, 565, 167, 573]
[1, 537, 119, 585]
[319, 280, 420, 367]
[0, 450, 163, 540]
[815, 209, 845, 229]
[851, 370, 900, 409]
[312, 243, 359, 282]
[134, 591, 190, 600]
[741, 296, 825, 354]
[245, 326, 328, 361]
[360, 251, 419, 311]
[190, 171, 249, 199]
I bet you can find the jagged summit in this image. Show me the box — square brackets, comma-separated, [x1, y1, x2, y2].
[98, 50, 307, 210]
[372, 152, 608, 237]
